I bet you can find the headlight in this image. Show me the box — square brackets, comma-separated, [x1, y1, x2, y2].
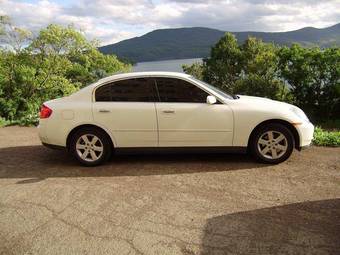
[291, 107, 309, 122]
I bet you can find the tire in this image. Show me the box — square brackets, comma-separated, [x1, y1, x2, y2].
[69, 127, 112, 166]
[250, 123, 294, 164]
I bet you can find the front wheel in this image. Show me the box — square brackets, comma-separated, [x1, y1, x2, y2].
[70, 127, 112, 166]
[250, 123, 294, 164]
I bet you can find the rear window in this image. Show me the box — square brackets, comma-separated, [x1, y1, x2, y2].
[95, 78, 156, 102]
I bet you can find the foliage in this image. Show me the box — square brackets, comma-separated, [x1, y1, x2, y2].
[0, 16, 32, 53]
[0, 18, 130, 124]
[233, 74, 291, 102]
[313, 127, 340, 147]
[278, 44, 340, 121]
[203, 33, 242, 92]
[317, 119, 340, 130]
[234, 37, 291, 102]
[189, 33, 290, 101]
[182, 62, 204, 80]
[183, 33, 339, 121]
[0, 117, 10, 127]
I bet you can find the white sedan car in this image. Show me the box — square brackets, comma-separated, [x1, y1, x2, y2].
[38, 72, 314, 166]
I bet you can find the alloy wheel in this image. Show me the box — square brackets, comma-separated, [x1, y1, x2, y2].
[257, 130, 288, 160]
[76, 134, 104, 162]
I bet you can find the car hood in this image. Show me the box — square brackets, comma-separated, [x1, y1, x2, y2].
[236, 95, 294, 110]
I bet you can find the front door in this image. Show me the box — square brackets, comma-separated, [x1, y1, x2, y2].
[154, 77, 234, 147]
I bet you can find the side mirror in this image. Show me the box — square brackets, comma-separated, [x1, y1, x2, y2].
[206, 95, 217, 105]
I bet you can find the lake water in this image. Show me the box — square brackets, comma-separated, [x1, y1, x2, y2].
[132, 58, 202, 73]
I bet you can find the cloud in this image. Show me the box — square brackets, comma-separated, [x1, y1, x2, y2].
[156, 0, 340, 31]
[0, 0, 147, 44]
[0, 0, 339, 45]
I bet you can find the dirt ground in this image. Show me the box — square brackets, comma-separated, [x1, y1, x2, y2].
[0, 126, 339, 255]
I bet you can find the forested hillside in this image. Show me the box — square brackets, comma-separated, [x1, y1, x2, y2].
[99, 24, 340, 62]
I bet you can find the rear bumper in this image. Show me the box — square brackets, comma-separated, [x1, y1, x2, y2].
[38, 120, 67, 147]
[37, 122, 49, 144]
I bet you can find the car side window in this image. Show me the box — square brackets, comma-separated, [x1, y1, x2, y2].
[95, 78, 156, 102]
[95, 84, 111, 101]
[155, 78, 209, 103]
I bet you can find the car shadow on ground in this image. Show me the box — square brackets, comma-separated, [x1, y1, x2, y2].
[199, 198, 340, 255]
[0, 145, 267, 180]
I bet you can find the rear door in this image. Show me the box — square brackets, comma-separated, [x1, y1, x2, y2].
[155, 77, 234, 147]
[92, 77, 158, 147]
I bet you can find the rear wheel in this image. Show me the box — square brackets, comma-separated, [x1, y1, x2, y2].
[70, 127, 112, 166]
[250, 123, 294, 164]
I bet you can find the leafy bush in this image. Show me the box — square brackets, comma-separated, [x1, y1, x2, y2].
[278, 45, 340, 122]
[182, 62, 204, 80]
[233, 74, 293, 103]
[183, 33, 340, 121]
[0, 117, 10, 127]
[184, 34, 292, 101]
[313, 127, 340, 147]
[0, 17, 131, 125]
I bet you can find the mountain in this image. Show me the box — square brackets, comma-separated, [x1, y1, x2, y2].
[99, 23, 340, 62]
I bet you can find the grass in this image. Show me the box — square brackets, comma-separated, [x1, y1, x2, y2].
[313, 127, 340, 147]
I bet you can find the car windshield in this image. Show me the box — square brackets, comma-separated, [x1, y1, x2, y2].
[190, 77, 236, 100]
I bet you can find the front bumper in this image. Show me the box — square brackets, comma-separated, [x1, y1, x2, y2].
[296, 121, 314, 148]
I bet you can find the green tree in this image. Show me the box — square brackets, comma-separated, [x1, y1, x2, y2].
[234, 37, 290, 101]
[0, 15, 34, 120]
[183, 34, 290, 101]
[0, 15, 32, 53]
[203, 33, 242, 92]
[30, 24, 130, 87]
[0, 21, 130, 124]
[182, 62, 204, 80]
[278, 44, 340, 120]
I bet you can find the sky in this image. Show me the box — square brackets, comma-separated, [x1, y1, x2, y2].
[1, 0, 339, 45]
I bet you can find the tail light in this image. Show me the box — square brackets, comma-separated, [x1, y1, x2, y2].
[40, 104, 53, 119]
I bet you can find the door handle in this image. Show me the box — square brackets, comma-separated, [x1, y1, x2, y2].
[99, 109, 110, 113]
[162, 110, 175, 114]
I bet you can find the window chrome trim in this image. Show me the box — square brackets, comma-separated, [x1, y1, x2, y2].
[92, 74, 226, 104]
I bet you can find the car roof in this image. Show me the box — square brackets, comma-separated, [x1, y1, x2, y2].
[96, 71, 192, 85]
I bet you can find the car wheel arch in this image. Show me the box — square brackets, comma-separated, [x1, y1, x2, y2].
[247, 119, 300, 151]
[66, 124, 115, 151]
